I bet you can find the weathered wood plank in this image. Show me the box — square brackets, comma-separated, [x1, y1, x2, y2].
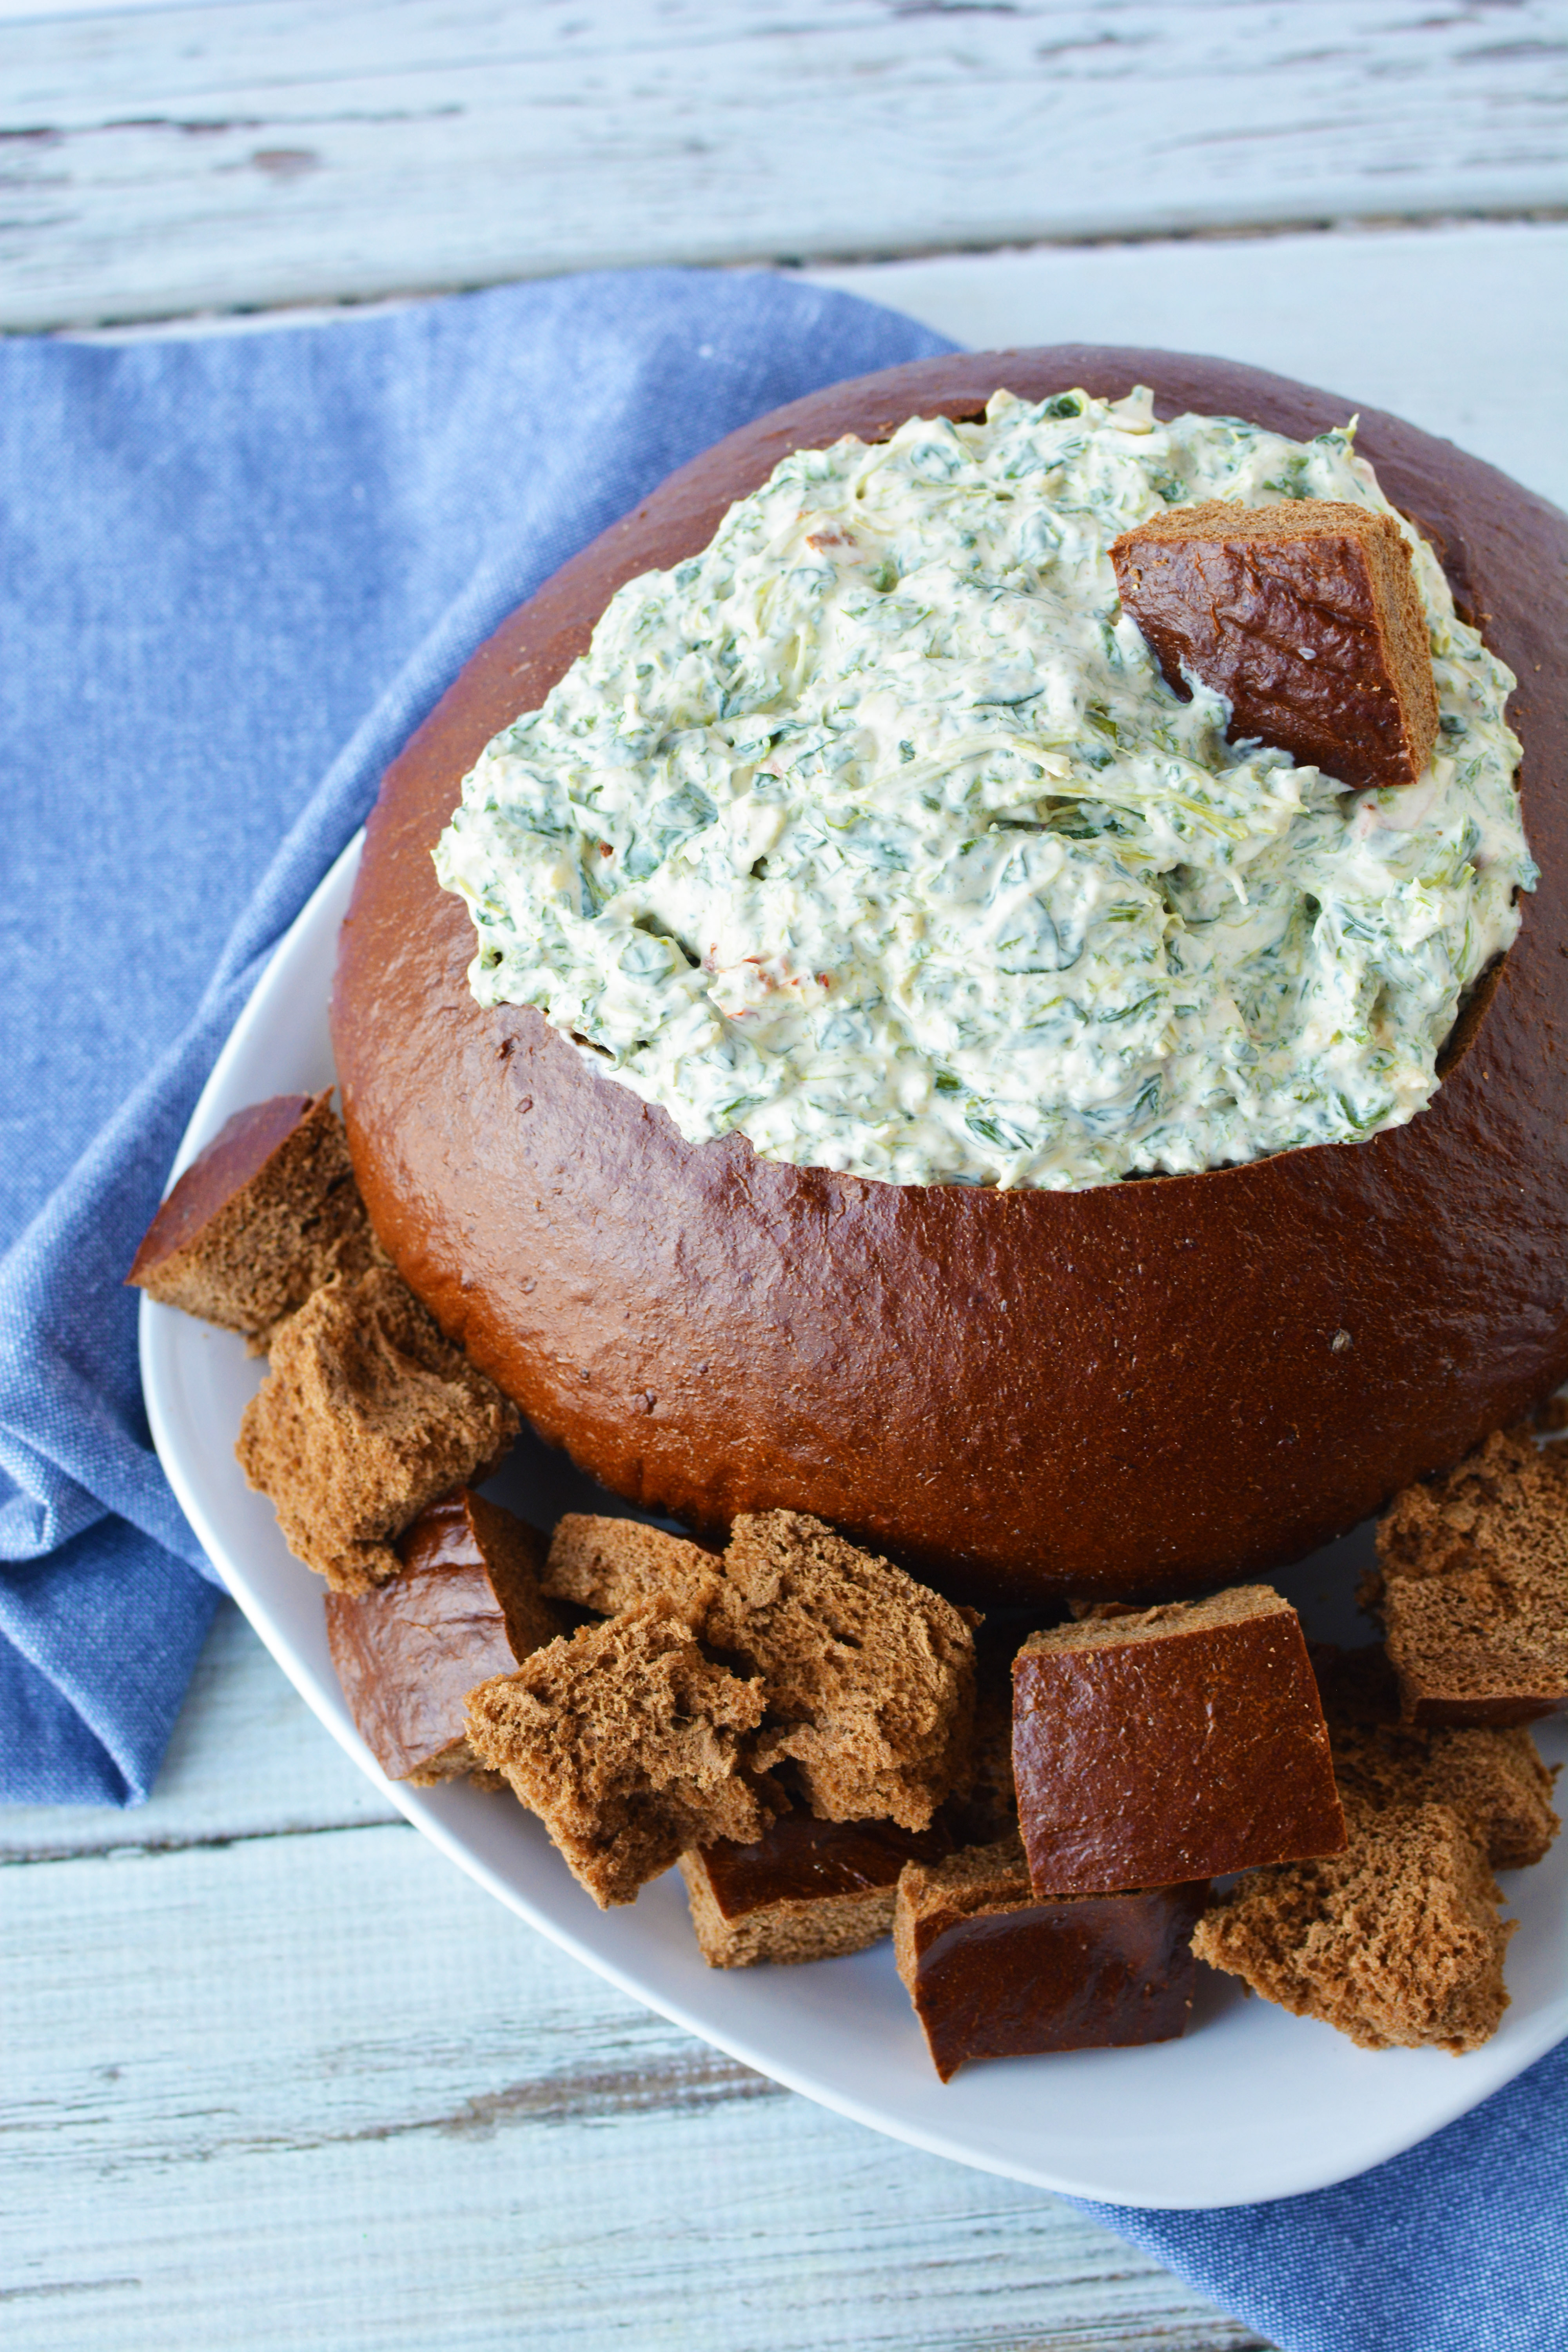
[3, 0, 1564, 328]
[1, 1810, 1271, 2350]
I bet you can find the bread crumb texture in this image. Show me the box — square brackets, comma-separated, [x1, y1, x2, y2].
[1193, 1795, 1510, 2053]
[465, 1599, 774, 1906]
[235, 1266, 519, 1590]
[1369, 1428, 1568, 1721]
[547, 1510, 978, 1831]
[1320, 1646, 1559, 1871]
[543, 1514, 720, 1621]
[129, 1092, 386, 1348]
[1193, 1649, 1558, 2052]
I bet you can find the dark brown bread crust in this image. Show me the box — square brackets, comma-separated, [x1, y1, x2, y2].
[693, 1808, 953, 1914]
[1110, 499, 1439, 790]
[325, 1489, 557, 1782]
[679, 1809, 953, 1967]
[1012, 1586, 1345, 1893]
[895, 1835, 1207, 2080]
[128, 1090, 379, 1345]
[332, 346, 1568, 1603]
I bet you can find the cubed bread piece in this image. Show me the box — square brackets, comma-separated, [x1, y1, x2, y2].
[1109, 499, 1438, 791]
[128, 1091, 382, 1348]
[715, 1512, 979, 1831]
[235, 1266, 520, 1590]
[542, 1513, 721, 1622]
[1192, 1795, 1512, 2054]
[326, 1489, 558, 1783]
[679, 1809, 953, 1968]
[895, 1834, 1208, 2081]
[1318, 1644, 1559, 1872]
[1013, 1585, 1345, 1895]
[1366, 1428, 1568, 1726]
[542, 1507, 978, 1832]
[465, 1599, 775, 1907]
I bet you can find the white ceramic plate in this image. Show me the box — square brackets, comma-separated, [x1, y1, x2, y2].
[140, 834, 1568, 2210]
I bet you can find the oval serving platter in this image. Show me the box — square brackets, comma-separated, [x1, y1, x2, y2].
[140, 833, 1568, 2211]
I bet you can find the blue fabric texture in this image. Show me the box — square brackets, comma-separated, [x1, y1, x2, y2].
[2, 266, 1560, 2351]
[1090, 2036, 1568, 2352]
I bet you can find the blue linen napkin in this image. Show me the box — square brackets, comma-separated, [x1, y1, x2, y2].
[2, 265, 1561, 2352]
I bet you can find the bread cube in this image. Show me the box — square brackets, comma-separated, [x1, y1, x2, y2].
[128, 1090, 380, 1348]
[1111, 498, 1438, 791]
[235, 1266, 519, 1590]
[1012, 1585, 1345, 1895]
[895, 1835, 1207, 2081]
[326, 1488, 557, 1782]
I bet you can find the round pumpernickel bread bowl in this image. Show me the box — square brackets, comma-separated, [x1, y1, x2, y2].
[332, 346, 1568, 1606]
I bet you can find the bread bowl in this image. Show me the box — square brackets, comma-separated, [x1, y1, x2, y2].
[331, 346, 1568, 1604]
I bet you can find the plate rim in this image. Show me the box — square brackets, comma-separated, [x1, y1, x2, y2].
[139, 830, 1568, 2210]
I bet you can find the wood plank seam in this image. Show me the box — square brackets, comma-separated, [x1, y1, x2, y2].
[0, 1817, 409, 1867]
[3, 0, 1563, 326]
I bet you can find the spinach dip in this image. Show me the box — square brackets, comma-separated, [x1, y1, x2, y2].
[435, 388, 1530, 1190]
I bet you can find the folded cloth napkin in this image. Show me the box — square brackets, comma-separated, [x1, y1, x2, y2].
[2, 267, 1561, 2352]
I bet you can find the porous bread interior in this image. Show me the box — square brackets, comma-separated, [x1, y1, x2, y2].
[1319, 1646, 1559, 1871]
[1130, 498, 1399, 543]
[1018, 1583, 1289, 1655]
[535, 1509, 978, 1832]
[543, 1514, 719, 1619]
[1191, 1653, 1559, 2050]
[1192, 1793, 1512, 2053]
[721, 1513, 978, 1831]
[131, 1092, 383, 1348]
[1368, 1428, 1568, 1712]
[234, 1265, 519, 1591]
[677, 1849, 898, 1968]
[463, 1597, 772, 1907]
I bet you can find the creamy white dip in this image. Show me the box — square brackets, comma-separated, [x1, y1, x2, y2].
[435, 387, 1531, 1189]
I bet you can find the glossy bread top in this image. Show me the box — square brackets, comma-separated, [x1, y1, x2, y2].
[331, 347, 1568, 1602]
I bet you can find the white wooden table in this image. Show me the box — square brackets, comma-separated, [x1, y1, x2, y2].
[4, 7, 1564, 2346]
